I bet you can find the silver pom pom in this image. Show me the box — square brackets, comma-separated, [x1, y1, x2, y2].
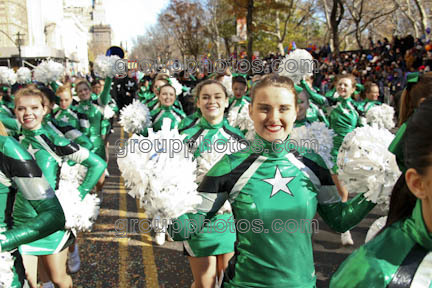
[279, 49, 315, 84]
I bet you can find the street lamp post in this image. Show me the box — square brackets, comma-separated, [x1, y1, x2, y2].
[15, 32, 24, 66]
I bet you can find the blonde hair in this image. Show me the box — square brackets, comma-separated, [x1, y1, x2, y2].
[0, 121, 8, 136]
[56, 84, 72, 98]
[14, 86, 46, 108]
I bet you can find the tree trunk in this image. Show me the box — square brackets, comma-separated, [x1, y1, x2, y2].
[223, 37, 231, 58]
[247, 0, 254, 67]
[275, 10, 285, 55]
[413, 0, 428, 36]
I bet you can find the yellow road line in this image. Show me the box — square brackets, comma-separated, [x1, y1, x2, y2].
[136, 199, 160, 287]
[119, 128, 129, 287]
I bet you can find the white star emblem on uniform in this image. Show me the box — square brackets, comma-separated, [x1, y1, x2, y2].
[83, 105, 89, 111]
[27, 143, 40, 159]
[262, 166, 295, 198]
[127, 80, 135, 88]
[61, 115, 69, 122]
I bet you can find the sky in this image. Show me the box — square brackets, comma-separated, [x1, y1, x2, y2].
[104, 0, 170, 50]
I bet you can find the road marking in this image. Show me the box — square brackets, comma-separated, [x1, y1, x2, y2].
[119, 128, 129, 287]
[136, 199, 160, 287]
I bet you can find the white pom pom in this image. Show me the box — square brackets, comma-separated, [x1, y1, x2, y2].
[169, 77, 183, 96]
[337, 126, 401, 211]
[279, 49, 314, 84]
[103, 105, 115, 119]
[0, 67, 17, 85]
[291, 122, 335, 169]
[119, 99, 152, 134]
[94, 55, 120, 78]
[366, 104, 395, 130]
[34, 60, 64, 84]
[16, 67, 32, 84]
[365, 216, 387, 243]
[117, 118, 201, 219]
[227, 104, 254, 138]
[56, 180, 100, 232]
[220, 75, 233, 97]
[0, 250, 14, 288]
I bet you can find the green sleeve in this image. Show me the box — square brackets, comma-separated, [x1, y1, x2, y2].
[300, 80, 329, 107]
[0, 114, 20, 133]
[69, 148, 107, 199]
[1, 197, 65, 251]
[98, 77, 112, 106]
[318, 193, 376, 233]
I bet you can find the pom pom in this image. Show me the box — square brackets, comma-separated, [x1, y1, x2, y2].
[117, 118, 201, 219]
[0, 249, 14, 288]
[337, 126, 401, 211]
[93, 55, 120, 78]
[34, 60, 64, 84]
[0, 67, 16, 86]
[56, 180, 100, 232]
[103, 105, 115, 119]
[168, 77, 183, 96]
[119, 99, 152, 134]
[279, 49, 314, 84]
[16, 67, 32, 84]
[227, 104, 255, 140]
[291, 122, 335, 169]
[365, 216, 387, 243]
[366, 104, 395, 130]
[220, 75, 233, 97]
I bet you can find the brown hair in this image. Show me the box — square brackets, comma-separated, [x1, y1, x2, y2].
[336, 73, 357, 88]
[362, 81, 379, 100]
[0, 121, 8, 136]
[398, 72, 432, 126]
[76, 80, 91, 91]
[159, 84, 176, 95]
[194, 79, 228, 100]
[250, 74, 297, 106]
[14, 86, 46, 108]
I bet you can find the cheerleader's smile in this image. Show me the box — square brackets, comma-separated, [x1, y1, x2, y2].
[15, 95, 47, 131]
[249, 86, 297, 143]
[197, 83, 229, 124]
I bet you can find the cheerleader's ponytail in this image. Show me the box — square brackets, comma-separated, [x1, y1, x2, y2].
[384, 97, 432, 230]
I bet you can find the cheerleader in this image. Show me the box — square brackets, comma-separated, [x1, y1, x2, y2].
[356, 82, 381, 114]
[74, 80, 110, 195]
[294, 91, 329, 128]
[328, 74, 366, 245]
[0, 122, 65, 288]
[227, 76, 250, 112]
[180, 80, 244, 288]
[141, 84, 185, 137]
[330, 98, 432, 288]
[13, 87, 106, 288]
[170, 74, 377, 288]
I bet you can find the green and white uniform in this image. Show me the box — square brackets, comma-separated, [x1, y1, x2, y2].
[171, 135, 375, 287]
[329, 98, 362, 171]
[228, 96, 250, 113]
[0, 136, 65, 287]
[178, 110, 201, 132]
[13, 126, 106, 255]
[331, 199, 432, 288]
[356, 99, 381, 114]
[141, 105, 185, 136]
[180, 117, 244, 257]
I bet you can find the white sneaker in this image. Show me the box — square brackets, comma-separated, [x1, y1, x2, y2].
[341, 231, 354, 246]
[155, 232, 165, 246]
[68, 244, 81, 273]
[42, 282, 55, 288]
